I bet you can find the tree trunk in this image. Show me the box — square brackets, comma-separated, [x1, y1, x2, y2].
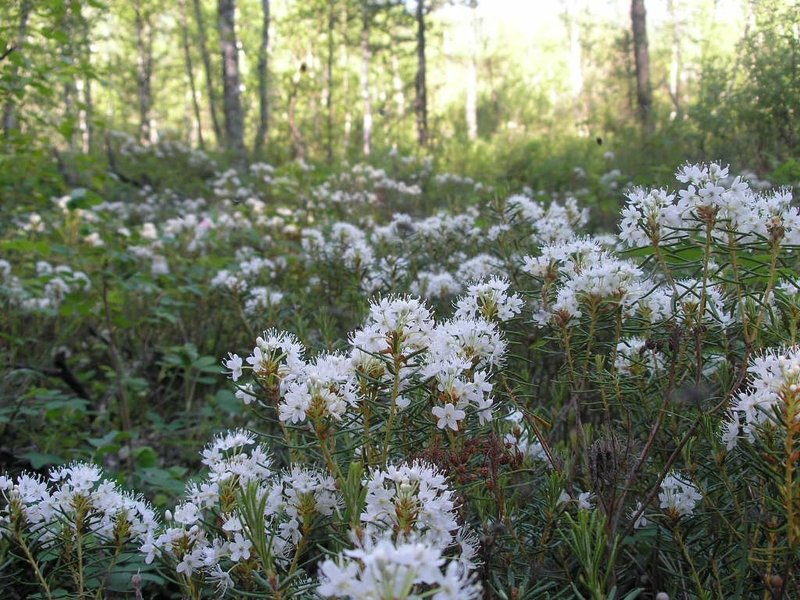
[193, 0, 223, 144]
[360, 2, 372, 156]
[134, 1, 155, 144]
[217, 0, 246, 167]
[564, 0, 583, 106]
[82, 76, 93, 153]
[288, 78, 306, 162]
[79, 7, 94, 153]
[414, 0, 428, 147]
[62, 3, 79, 149]
[667, 0, 681, 117]
[392, 50, 405, 119]
[2, 0, 31, 140]
[254, 0, 270, 156]
[325, 0, 335, 163]
[465, 3, 478, 141]
[630, 0, 653, 134]
[342, 2, 352, 156]
[180, 0, 205, 149]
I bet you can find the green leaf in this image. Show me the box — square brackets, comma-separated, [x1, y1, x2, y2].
[88, 430, 120, 448]
[20, 451, 64, 469]
[134, 446, 159, 469]
[193, 355, 222, 373]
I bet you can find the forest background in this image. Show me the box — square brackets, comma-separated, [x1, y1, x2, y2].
[1, 0, 798, 207]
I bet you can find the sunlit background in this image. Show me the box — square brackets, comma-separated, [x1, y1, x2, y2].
[1, 0, 797, 183]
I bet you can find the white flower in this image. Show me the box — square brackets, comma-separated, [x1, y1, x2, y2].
[360, 462, 464, 553]
[659, 472, 702, 517]
[578, 492, 595, 511]
[277, 353, 358, 424]
[224, 353, 243, 381]
[234, 384, 257, 405]
[432, 404, 465, 431]
[723, 347, 800, 448]
[454, 277, 523, 323]
[317, 535, 480, 600]
[229, 533, 252, 562]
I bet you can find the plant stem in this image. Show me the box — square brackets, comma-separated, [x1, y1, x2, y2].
[15, 530, 53, 600]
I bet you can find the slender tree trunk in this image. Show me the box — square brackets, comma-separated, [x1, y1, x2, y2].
[134, 1, 154, 143]
[565, 1, 585, 130]
[342, 2, 352, 156]
[2, 0, 31, 140]
[193, 0, 223, 144]
[288, 78, 306, 162]
[392, 50, 405, 118]
[82, 76, 93, 152]
[179, 0, 205, 149]
[217, 0, 246, 167]
[465, 3, 478, 141]
[62, 3, 79, 149]
[360, 2, 372, 156]
[325, 0, 335, 163]
[79, 8, 94, 153]
[254, 0, 270, 156]
[630, 0, 653, 134]
[414, 0, 428, 147]
[667, 0, 682, 116]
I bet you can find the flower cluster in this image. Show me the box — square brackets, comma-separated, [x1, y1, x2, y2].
[317, 535, 481, 600]
[620, 162, 800, 247]
[143, 430, 340, 592]
[1, 463, 157, 548]
[658, 472, 703, 518]
[722, 347, 800, 449]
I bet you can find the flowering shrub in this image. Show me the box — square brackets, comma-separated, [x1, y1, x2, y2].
[2, 158, 800, 597]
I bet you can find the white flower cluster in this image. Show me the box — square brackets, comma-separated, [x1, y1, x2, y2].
[505, 194, 589, 245]
[317, 535, 481, 600]
[615, 337, 664, 377]
[311, 163, 421, 210]
[523, 238, 644, 326]
[504, 410, 549, 464]
[1, 463, 157, 548]
[361, 461, 477, 564]
[280, 353, 359, 423]
[454, 276, 523, 323]
[620, 163, 800, 247]
[143, 430, 340, 589]
[6, 261, 93, 313]
[226, 291, 509, 432]
[434, 172, 490, 194]
[302, 222, 375, 272]
[659, 471, 703, 518]
[410, 270, 461, 299]
[722, 347, 800, 450]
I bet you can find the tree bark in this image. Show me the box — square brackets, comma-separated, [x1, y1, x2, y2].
[193, 0, 223, 144]
[217, 0, 246, 167]
[414, 0, 428, 147]
[630, 0, 653, 134]
[79, 7, 94, 154]
[179, 0, 205, 149]
[288, 77, 306, 162]
[360, 2, 372, 156]
[564, 1, 584, 114]
[2, 0, 31, 140]
[392, 50, 405, 119]
[82, 77, 93, 153]
[254, 0, 270, 156]
[465, 3, 478, 141]
[134, 1, 155, 143]
[667, 0, 682, 116]
[342, 2, 352, 156]
[325, 0, 335, 163]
